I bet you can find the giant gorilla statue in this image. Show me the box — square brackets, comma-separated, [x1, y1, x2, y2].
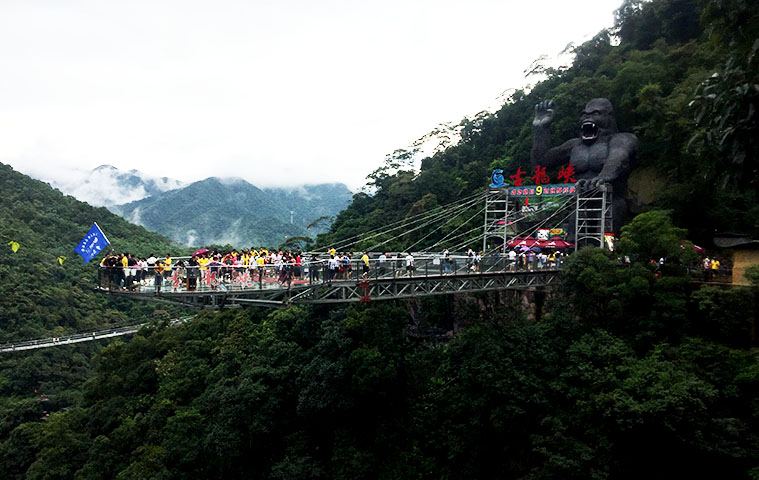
[531, 98, 638, 234]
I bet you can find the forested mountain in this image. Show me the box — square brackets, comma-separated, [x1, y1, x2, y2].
[6, 213, 758, 479]
[2, 1, 759, 478]
[26, 163, 353, 247]
[0, 162, 180, 341]
[263, 183, 355, 230]
[112, 178, 352, 247]
[38, 164, 185, 208]
[0, 162, 183, 477]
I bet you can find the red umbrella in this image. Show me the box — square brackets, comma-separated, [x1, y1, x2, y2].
[539, 239, 574, 249]
[193, 248, 210, 257]
[509, 238, 539, 248]
[680, 240, 706, 253]
[507, 236, 537, 247]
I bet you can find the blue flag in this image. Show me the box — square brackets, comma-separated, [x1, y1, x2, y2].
[75, 223, 110, 264]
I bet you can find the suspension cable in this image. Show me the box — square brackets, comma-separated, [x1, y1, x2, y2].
[327, 191, 486, 250]
[365, 199, 485, 252]
[403, 204, 487, 253]
[335, 193, 486, 252]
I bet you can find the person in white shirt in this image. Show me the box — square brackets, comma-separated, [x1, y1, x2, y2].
[378, 252, 387, 276]
[508, 249, 517, 271]
[443, 248, 452, 274]
[405, 252, 414, 277]
[138, 258, 148, 285]
[328, 255, 339, 281]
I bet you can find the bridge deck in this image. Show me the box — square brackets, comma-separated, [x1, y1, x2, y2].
[98, 256, 563, 308]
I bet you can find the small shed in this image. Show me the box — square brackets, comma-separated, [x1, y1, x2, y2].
[713, 234, 759, 286]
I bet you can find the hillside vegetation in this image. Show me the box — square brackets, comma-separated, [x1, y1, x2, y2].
[0, 163, 181, 341]
[5, 212, 758, 479]
[0, 162, 182, 471]
[2, 0, 759, 478]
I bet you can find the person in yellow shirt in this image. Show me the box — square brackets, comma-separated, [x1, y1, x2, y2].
[710, 258, 720, 280]
[198, 255, 209, 287]
[361, 252, 370, 279]
[255, 254, 265, 282]
[163, 254, 172, 279]
[329, 247, 337, 257]
[120, 254, 129, 289]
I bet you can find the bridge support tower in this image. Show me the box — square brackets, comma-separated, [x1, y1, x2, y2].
[482, 188, 509, 253]
[574, 184, 613, 250]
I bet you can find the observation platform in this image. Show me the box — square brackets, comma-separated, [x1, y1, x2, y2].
[98, 254, 564, 309]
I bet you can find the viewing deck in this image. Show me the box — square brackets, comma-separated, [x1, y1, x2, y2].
[98, 254, 564, 308]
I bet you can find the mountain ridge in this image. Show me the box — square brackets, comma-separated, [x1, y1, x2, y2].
[112, 176, 353, 247]
[25, 165, 353, 248]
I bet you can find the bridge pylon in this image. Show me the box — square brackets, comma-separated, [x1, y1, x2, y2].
[574, 184, 613, 250]
[481, 183, 614, 252]
[482, 188, 509, 253]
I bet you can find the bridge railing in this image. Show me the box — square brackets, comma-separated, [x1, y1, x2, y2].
[96, 252, 565, 294]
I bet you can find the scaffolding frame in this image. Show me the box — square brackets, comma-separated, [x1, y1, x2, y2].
[574, 184, 613, 250]
[482, 188, 509, 252]
[482, 184, 614, 252]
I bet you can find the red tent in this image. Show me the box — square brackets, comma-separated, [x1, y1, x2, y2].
[508, 236, 538, 247]
[539, 239, 575, 249]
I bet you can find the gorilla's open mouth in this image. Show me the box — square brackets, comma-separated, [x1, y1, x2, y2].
[581, 121, 598, 140]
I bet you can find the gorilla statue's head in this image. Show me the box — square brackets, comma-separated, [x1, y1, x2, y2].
[579, 98, 618, 144]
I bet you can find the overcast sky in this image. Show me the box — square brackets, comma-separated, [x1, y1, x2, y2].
[1, 0, 622, 190]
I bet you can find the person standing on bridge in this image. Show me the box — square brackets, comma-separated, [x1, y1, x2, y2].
[154, 260, 164, 294]
[378, 252, 387, 276]
[508, 249, 517, 272]
[187, 256, 199, 291]
[361, 252, 370, 279]
[309, 254, 320, 283]
[405, 252, 415, 277]
[328, 254, 338, 281]
[443, 249, 452, 274]
[163, 254, 172, 281]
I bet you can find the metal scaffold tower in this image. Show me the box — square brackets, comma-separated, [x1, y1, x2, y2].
[574, 184, 613, 249]
[482, 188, 509, 252]
[481, 182, 615, 252]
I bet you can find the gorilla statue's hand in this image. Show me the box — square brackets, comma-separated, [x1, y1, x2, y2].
[575, 178, 591, 190]
[576, 176, 611, 190]
[590, 175, 612, 188]
[533, 100, 555, 128]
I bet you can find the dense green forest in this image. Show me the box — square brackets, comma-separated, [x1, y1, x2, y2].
[0, 162, 184, 478]
[4, 212, 758, 479]
[0, 162, 181, 341]
[2, 0, 759, 478]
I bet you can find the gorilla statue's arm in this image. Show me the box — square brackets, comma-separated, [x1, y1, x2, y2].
[590, 132, 638, 187]
[531, 100, 578, 169]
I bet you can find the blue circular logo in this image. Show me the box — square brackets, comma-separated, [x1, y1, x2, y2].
[489, 169, 506, 188]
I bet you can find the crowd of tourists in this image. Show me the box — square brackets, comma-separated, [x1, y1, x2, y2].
[700, 255, 731, 281]
[98, 244, 576, 295]
[100, 248, 319, 293]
